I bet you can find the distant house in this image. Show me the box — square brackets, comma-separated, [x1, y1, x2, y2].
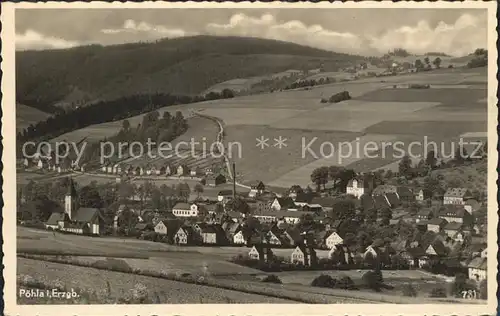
[416, 209, 433, 223]
[443, 188, 472, 205]
[248, 245, 274, 263]
[325, 231, 344, 249]
[263, 227, 284, 246]
[205, 174, 226, 187]
[426, 217, 448, 233]
[222, 222, 241, 241]
[172, 203, 206, 217]
[270, 197, 296, 211]
[468, 257, 487, 282]
[443, 222, 464, 239]
[154, 219, 182, 242]
[45, 212, 70, 230]
[135, 222, 154, 232]
[174, 226, 197, 245]
[248, 181, 265, 198]
[165, 165, 173, 176]
[372, 185, 397, 196]
[346, 178, 372, 198]
[177, 165, 189, 176]
[329, 244, 354, 265]
[424, 241, 447, 257]
[194, 223, 227, 245]
[415, 188, 432, 202]
[438, 205, 473, 225]
[291, 244, 317, 267]
[310, 197, 336, 212]
[293, 193, 312, 207]
[233, 230, 246, 245]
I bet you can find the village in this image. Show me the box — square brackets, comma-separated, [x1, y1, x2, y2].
[18, 151, 488, 292]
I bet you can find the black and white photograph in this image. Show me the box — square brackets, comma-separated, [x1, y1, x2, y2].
[2, 2, 497, 315]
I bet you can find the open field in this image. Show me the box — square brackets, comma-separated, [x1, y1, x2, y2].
[18, 258, 293, 304]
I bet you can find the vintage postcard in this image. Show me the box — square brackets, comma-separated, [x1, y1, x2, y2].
[2, 1, 498, 315]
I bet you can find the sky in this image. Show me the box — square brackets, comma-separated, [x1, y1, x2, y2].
[16, 8, 488, 56]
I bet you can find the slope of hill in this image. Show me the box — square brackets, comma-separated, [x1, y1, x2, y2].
[16, 104, 50, 131]
[16, 36, 361, 109]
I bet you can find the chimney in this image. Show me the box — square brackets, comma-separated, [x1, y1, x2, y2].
[232, 162, 236, 200]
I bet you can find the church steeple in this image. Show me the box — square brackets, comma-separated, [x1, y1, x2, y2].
[65, 177, 77, 220]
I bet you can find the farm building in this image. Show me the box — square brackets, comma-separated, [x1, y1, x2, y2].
[217, 190, 234, 204]
[270, 197, 296, 211]
[438, 205, 473, 225]
[426, 217, 448, 233]
[325, 231, 345, 249]
[416, 209, 433, 223]
[468, 257, 487, 282]
[346, 178, 373, 199]
[232, 230, 246, 245]
[174, 226, 198, 245]
[248, 181, 265, 198]
[415, 188, 433, 202]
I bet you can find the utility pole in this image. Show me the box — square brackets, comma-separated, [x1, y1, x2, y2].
[232, 162, 236, 200]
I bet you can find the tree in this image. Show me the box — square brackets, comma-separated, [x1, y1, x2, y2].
[122, 119, 131, 131]
[425, 150, 437, 169]
[424, 57, 430, 66]
[432, 57, 442, 69]
[329, 199, 356, 221]
[78, 185, 104, 208]
[310, 167, 329, 192]
[398, 155, 413, 178]
[378, 207, 392, 226]
[415, 59, 424, 70]
[221, 88, 235, 99]
[194, 183, 204, 198]
[226, 197, 250, 214]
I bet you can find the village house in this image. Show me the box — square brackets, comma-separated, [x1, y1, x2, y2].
[248, 245, 274, 263]
[165, 165, 173, 176]
[310, 197, 336, 212]
[325, 231, 345, 249]
[372, 184, 397, 196]
[248, 181, 265, 198]
[270, 197, 296, 211]
[172, 202, 206, 217]
[177, 165, 189, 176]
[262, 226, 285, 246]
[438, 205, 473, 225]
[135, 222, 154, 232]
[443, 222, 465, 239]
[328, 244, 354, 265]
[426, 217, 448, 233]
[205, 174, 226, 187]
[468, 257, 487, 282]
[46, 179, 104, 235]
[222, 222, 241, 241]
[194, 223, 227, 245]
[424, 240, 448, 258]
[232, 230, 247, 245]
[416, 209, 433, 223]
[397, 186, 415, 202]
[174, 226, 198, 245]
[291, 244, 318, 267]
[292, 193, 312, 207]
[154, 219, 182, 242]
[415, 188, 433, 202]
[443, 188, 472, 205]
[346, 178, 372, 199]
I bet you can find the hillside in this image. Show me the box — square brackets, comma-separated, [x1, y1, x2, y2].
[16, 36, 361, 110]
[16, 104, 50, 131]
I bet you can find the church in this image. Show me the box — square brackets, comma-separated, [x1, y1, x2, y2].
[45, 178, 104, 236]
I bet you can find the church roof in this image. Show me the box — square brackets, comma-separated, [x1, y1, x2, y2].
[72, 208, 101, 222]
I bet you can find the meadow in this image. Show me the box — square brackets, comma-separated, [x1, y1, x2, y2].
[17, 104, 51, 132]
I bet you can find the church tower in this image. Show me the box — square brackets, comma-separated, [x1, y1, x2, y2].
[65, 177, 77, 220]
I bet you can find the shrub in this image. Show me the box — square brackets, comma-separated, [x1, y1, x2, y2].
[401, 283, 418, 297]
[361, 270, 384, 292]
[320, 98, 328, 103]
[311, 274, 337, 288]
[337, 276, 356, 290]
[262, 274, 282, 284]
[430, 287, 447, 298]
[328, 91, 351, 103]
[91, 258, 132, 273]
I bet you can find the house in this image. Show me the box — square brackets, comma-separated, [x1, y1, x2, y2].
[222, 222, 241, 240]
[248, 245, 274, 263]
[282, 228, 302, 247]
[172, 203, 206, 217]
[444, 222, 464, 239]
[190, 168, 198, 177]
[45, 212, 69, 230]
[416, 209, 433, 223]
[346, 178, 372, 198]
[217, 190, 233, 204]
[325, 231, 344, 249]
[174, 226, 198, 245]
[291, 244, 317, 267]
[135, 222, 154, 232]
[438, 205, 473, 225]
[415, 188, 433, 202]
[293, 193, 312, 207]
[165, 165, 173, 176]
[249, 200, 271, 213]
[426, 217, 448, 233]
[372, 185, 397, 196]
[270, 197, 296, 211]
[48, 178, 104, 235]
[310, 197, 336, 212]
[263, 226, 284, 246]
[177, 165, 189, 176]
[397, 186, 414, 202]
[194, 223, 227, 245]
[468, 257, 487, 282]
[424, 240, 447, 257]
[248, 181, 265, 198]
[154, 219, 182, 241]
[443, 188, 472, 205]
[232, 230, 246, 245]
[205, 174, 226, 187]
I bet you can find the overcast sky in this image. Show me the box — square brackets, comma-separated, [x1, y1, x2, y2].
[16, 8, 487, 56]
